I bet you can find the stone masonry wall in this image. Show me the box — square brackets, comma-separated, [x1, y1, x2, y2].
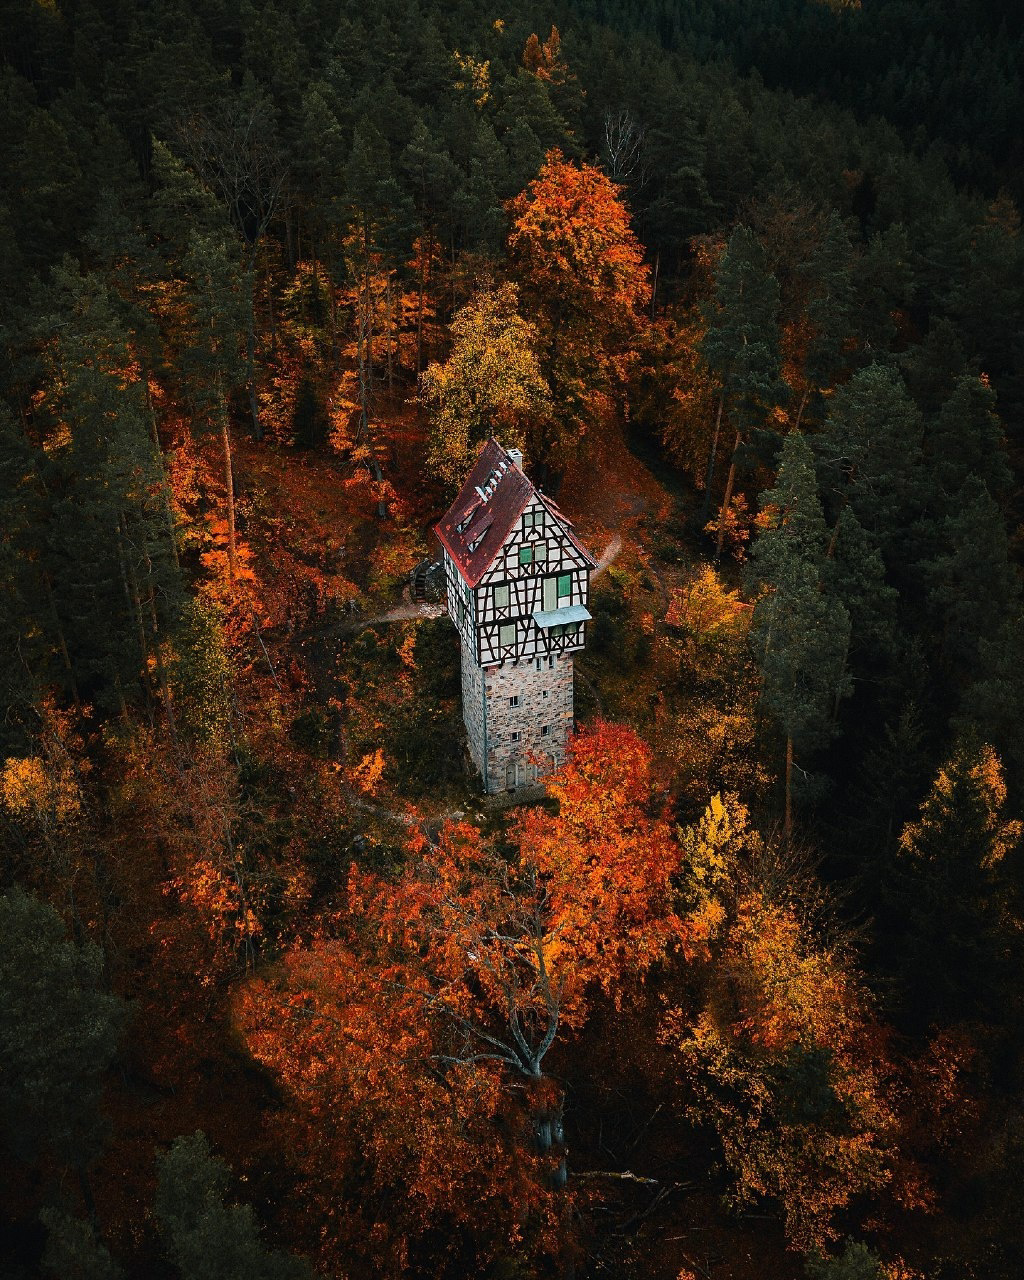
[461, 647, 487, 780]
[461, 645, 575, 793]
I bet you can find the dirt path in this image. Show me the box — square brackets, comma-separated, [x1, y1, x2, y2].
[594, 532, 622, 578]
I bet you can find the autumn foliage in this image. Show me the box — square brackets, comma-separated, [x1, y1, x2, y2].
[236, 725, 690, 1270]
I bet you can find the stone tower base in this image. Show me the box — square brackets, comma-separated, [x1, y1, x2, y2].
[461, 649, 574, 794]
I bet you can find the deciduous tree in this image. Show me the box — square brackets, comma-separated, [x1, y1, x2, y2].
[419, 282, 549, 490]
[507, 151, 649, 471]
[238, 724, 687, 1272]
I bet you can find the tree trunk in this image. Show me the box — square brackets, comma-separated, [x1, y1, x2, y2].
[532, 1083, 568, 1191]
[144, 379, 180, 569]
[416, 238, 427, 374]
[385, 272, 394, 395]
[117, 514, 151, 702]
[715, 430, 742, 558]
[825, 492, 850, 561]
[793, 384, 811, 433]
[650, 249, 660, 319]
[218, 385, 238, 586]
[700, 390, 726, 528]
[785, 733, 794, 847]
[244, 256, 263, 441]
[43, 572, 80, 708]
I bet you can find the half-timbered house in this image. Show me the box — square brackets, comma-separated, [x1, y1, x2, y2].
[436, 439, 597, 793]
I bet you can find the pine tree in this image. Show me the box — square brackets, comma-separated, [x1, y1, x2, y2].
[155, 1132, 311, 1280]
[0, 888, 126, 1172]
[747, 433, 851, 839]
[700, 225, 784, 551]
[889, 741, 1021, 1029]
[795, 209, 856, 429]
[817, 364, 926, 577]
[927, 372, 1012, 502]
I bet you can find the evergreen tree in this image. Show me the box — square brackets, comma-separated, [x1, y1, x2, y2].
[699, 225, 783, 551]
[925, 476, 1020, 677]
[888, 741, 1021, 1029]
[0, 888, 125, 1172]
[155, 1132, 311, 1280]
[927, 372, 1012, 502]
[747, 433, 851, 839]
[795, 210, 856, 429]
[39, 1206, 123, 1280]
[817, 365, 926, 578]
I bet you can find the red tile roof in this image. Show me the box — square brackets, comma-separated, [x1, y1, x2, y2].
[435, 439, 596, 587]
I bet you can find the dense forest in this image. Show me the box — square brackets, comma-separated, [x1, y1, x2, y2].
[2, 0, 1024, 1277]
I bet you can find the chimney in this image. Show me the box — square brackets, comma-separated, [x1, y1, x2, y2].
[509, 447, 524, 470]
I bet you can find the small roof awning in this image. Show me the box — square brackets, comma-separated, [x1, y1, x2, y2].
[532, 605, 592, 629]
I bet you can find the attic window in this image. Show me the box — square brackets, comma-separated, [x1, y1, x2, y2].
[468, 533, 484, 552]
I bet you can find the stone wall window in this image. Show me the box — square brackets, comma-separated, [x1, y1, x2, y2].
[541, 725, 550, 737]
[511, 731, 521, 743]
[509, 695, 520, 708]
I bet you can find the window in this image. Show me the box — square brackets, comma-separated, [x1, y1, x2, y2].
[511, 731, 521, 743]
[509, 695, 520, 708]
[494, 583, 510, 609]
[524, 509, 543, 530]
[519, 543, 548, 567]
[542, 689, 549, 698]
[547, 657, 556, 669]
[541, 725, 550, 737]
[499, 623, 516, 648]
[542, 572, 572, 611]
[550, 623, 580, 640]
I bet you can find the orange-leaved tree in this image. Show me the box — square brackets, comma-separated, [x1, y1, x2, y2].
[236, 722, 686, 1273]
[507, 152, 649, 472]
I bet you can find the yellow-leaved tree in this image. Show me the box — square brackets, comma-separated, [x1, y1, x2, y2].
[665, 794, 900, 1252]
[420, 282, 550, 491]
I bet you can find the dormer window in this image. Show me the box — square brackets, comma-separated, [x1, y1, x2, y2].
[468, 533, 484, 552]
[524, 509, 543, 531]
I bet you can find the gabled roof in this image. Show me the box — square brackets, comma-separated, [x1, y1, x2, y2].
[436, 439, 596, 587]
